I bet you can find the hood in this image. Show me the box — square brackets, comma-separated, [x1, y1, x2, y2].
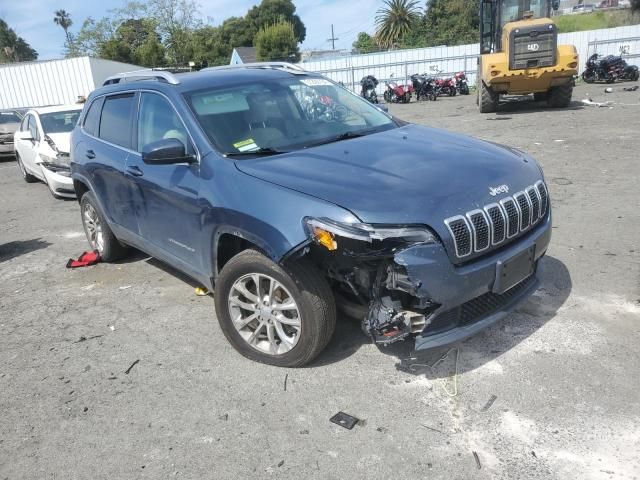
[45, 132, 71, 154]
[0, 122, 19, 135]
[235, 124, 543, 227]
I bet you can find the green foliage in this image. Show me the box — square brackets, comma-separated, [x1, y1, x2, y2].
[54, 9, 81, 57]
[246, 0, 306, 43]
[375, 0, 422, 49]
[254, 21, 300, 62]
[0, 19, 38, 63]
[419, 0, 479, 47]
[554, 10, 638, 33]
[352, 32, 379, 54]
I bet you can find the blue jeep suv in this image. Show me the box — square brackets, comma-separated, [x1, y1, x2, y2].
[71, 64, 551, 367]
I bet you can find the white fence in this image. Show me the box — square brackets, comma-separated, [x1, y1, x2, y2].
[298, 24, 640, 93]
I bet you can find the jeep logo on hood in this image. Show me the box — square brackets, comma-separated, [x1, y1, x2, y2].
[489, 184, 509, 196]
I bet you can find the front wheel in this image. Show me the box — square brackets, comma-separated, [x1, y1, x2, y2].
[547, 83, 573, 108]
[581, 71, 596, 84]
[479, 82, 498, 113]
[80, 191, 128, 261]
[214, 250, 336, 367]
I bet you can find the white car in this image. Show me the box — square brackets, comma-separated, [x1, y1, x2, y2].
[14, 105, 82, 199]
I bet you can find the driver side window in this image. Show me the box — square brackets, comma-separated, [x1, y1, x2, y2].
[137, 93, 192, 154]
[28, 115, 39, 141]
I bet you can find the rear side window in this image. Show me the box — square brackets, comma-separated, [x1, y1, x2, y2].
[83, 97, 104, 136]
[99, 93, 135, 149]
[28, 115, 39, 141]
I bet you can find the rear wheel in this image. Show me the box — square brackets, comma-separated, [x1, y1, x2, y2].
[80, 191, 128, 261]
[214, 250, 336, 367]
[547, 83, 573, 108]
[479, 82, 498, 113]
[16, 153, 38, 183]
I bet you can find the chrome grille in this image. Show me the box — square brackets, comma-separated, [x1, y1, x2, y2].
[445, 182, 549, 259]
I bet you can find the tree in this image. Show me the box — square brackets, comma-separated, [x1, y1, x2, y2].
[54, 9, 79, 57]
[375, 0, 422, 49]
[147, 0, 200, 65]
[352, 32, 378, 54]
[246, 0, 306, 44]
[0, 19, 38, 63]
[421, 0, 479, 47]
[255, 21, 300, 62]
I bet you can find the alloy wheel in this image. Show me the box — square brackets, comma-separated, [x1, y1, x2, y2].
[83, 203, 104, 253]
[228, 273, 301, 356]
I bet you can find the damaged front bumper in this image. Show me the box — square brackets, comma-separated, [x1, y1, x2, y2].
[366, 214, 551, 350]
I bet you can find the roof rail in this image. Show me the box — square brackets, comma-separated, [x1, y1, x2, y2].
[103, 69, 181, 86]
[203, 62, 307, 74]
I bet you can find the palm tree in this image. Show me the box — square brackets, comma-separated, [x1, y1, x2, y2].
[375, 0, 422, 49]
[53, 10, 74, 52]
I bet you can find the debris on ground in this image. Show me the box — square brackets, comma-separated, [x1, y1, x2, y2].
[480, 394, 498, 412]
[66, 250, 101, 268]
[623, 85, 639, 92]
[283, 373, 288, 391]
[581, 98, 614, 108]
[277, 460, 284, 467]
[218, 413, 229, 421]
[119, 285, 132, 290]
[421, 424, 444, 434]
[194, 287, 209, 296]
[473, 451, 481, 469]
[604, 87, 613, 93]
[124, 359, 140, 374]
[409, 347, 460, 397]
[109, 325, 115, 331]
[330, 412, 360, 430]
[74, 334, 103, 343]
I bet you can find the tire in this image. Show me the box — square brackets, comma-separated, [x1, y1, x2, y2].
[16, 153, 38, 183]
[479, 82, 498, 113]
[214, 249, 336, 367]
[79, 190, 128, 261]
[533, 91, 548, 102]
[547, 83, 573, 108]
[581, 71, 595, 84]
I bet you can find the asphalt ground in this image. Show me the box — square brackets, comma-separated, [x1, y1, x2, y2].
[1, 82, 639, 479]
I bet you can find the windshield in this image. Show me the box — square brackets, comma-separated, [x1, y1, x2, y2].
[500, 0, 551, 27]
[0, 112, 21, 124]
[40, 110, 81, 134]
[184, 76, 396, 156]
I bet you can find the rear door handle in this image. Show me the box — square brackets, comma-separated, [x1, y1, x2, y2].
[126, 165, 144, 177]
[85, 150, 95, 159]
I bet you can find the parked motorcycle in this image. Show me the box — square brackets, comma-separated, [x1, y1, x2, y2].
[582, 53, 640, 83]
[454, 71, 470, 95]
[383, 74, 414, 103]
[410, 74, 438, 101]
[360, 75, 379, 104]
[435, 76, 457, 96]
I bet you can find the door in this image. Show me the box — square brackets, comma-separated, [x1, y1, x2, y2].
[126, 91, 202, 267]
[88, 92, 139, 234]
[17, 115, 42, 178]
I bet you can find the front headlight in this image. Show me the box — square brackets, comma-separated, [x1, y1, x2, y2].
[304, 217, 437, 251]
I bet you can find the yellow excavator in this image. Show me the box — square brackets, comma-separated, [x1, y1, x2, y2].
[478, 0, 579, 112]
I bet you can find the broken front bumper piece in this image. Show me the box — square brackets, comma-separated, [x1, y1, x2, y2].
[364, 215, 551, 350]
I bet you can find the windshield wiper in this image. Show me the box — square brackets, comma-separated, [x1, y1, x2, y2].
[224, 147, 288, 158]
[303, 129, 382, 149]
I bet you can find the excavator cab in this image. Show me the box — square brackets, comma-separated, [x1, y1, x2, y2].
[478, 0, 578, 112]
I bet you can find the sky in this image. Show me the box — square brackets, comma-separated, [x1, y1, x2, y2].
[0, 0, 381, 61]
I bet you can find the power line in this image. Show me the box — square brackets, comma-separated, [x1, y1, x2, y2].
[327, 24, 339, 50]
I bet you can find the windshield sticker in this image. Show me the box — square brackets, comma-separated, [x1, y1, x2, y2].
[233, 139, 259, 152]
[301, 78, 333, 87]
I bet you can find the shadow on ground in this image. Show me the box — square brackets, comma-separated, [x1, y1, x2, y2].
[0, 238, 51, 263]
[315, 255, 572, 372]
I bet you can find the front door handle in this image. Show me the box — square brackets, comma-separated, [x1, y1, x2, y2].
[85, 149, 96, 159]
[126, 165, 144, 177]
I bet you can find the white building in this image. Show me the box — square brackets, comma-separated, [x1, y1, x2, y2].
[0, 56, 143, 109]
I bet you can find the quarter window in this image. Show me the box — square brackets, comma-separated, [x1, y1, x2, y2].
[137, 93, 191, 153]
[99, 93, 135, 149]
[27, 115, 39, 141]
[83, 97, 104, 136]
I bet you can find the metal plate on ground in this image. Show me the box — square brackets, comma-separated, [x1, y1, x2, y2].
[330, 412, 359, 430]
[493, 246, 535, 294]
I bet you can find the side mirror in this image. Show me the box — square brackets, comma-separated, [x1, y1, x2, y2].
[15, 131, 34, 141]
[376, 104, 389, 113]
[552, 0, 560, 10]
[141, 138, 195, 165]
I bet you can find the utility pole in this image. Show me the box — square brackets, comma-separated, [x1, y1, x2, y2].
[327, 24, 339, 50]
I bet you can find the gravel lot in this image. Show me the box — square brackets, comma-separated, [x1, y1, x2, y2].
[1, 83, 639, 480]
